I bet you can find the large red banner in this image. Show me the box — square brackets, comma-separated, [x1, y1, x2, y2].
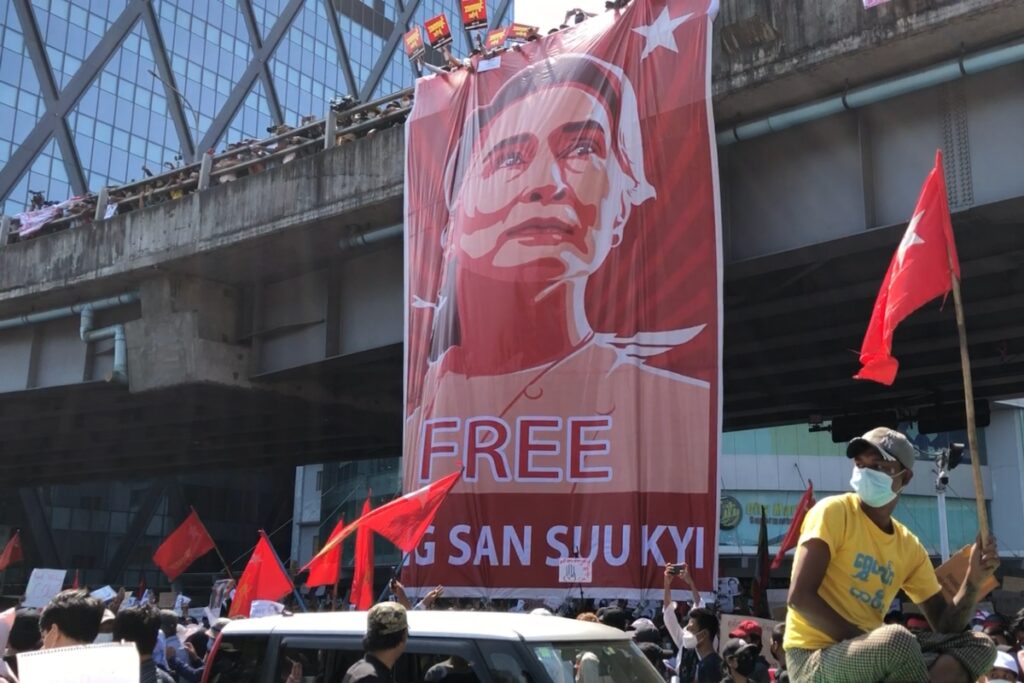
[403, 0, 721, 599]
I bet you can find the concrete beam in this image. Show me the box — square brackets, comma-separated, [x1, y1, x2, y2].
[712, 0, 1024, 122]
[125, 275, 251, 393]
[0, 127, 404, 313]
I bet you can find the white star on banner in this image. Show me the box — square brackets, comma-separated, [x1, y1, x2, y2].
[897, 210, 926, 268]
[632, 8, 693, 60]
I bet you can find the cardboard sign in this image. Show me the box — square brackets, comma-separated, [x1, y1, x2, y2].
[158, 592, 177, 609]
[485, 27, 507, 50]
[1001, 575, 1024, 593]
[404, 26, 425, 60]
[425, 13, 453, 49]
[24, 569, 67, 608]
[557, 558, 593, 584]
[90, 585, 117, 603]
[934, 545, 999, 602]
[460, 0, 487, 31]
[507, 22, 538, 42]
[17, 642, 139, 682]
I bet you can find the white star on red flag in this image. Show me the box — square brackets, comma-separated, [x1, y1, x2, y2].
[632, 7, 693, 60]
[896, 210, 926, 268]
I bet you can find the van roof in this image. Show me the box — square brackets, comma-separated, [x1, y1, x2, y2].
[220, 610, 632, 642]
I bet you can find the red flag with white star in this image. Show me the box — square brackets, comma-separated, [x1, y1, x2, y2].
[152, 509, 216, 582]
[229, 532, 293, 618]
[855, 151, 961, 385]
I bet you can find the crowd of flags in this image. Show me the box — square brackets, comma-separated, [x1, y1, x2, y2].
[0, 470, 462, 616]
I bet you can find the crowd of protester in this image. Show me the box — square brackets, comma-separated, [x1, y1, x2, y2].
[1, 564, 1022, 682]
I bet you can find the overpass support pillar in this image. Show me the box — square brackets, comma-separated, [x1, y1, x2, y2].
[125, 275, 252, 392]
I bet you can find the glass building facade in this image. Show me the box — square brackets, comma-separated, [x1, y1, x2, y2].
[0, 0, 511, 214]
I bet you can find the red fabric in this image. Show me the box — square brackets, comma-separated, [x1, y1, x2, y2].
[0, 531, 23, 571]
[856, 151, 961, 385]
[229, 532, 293, 618]
[401, 0, 721, 596]
[350, 498, 375, 610]
[71, 569, 80, 589]
[770, 483, 815, 570]
[152, 510, 217, 582]
[303, 470, 461, 572]
[305, 518, 345, 588]
[751, 506, 771, 618]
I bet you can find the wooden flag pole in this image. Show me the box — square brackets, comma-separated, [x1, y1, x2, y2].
[947, 254, 990, 541]
[191, 506, 235, 582]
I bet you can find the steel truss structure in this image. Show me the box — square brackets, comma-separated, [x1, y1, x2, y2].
[0, 0, 512, 208]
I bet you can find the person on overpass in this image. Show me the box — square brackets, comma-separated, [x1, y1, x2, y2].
[784, 427, 998, 682]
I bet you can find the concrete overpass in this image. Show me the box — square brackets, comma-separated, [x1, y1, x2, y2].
[2, 0, 1024, 489]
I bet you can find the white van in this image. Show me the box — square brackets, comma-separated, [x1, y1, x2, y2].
[200, 610, 664, 683]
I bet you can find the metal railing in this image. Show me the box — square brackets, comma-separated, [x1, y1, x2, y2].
[1, 87, 414, 247]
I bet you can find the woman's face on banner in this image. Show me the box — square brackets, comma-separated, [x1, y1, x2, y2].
[451, 84, 624, 282]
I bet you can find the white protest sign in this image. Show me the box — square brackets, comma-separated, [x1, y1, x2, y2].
[249, 600, 285, 618]
[90, 586, 117, 603]
[17, 642, 139, 682]
[203, 607, 219, 625]
[557, 558, 593, 584]
[173, 594, 191, 615]
[24, 569, 68, 608]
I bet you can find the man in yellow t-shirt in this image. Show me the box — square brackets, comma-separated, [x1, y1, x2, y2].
[784, 427, 998, 683]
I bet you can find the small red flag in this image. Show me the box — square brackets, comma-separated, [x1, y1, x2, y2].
[855, 151, 961, 385]
[152, 509, 217, 582]
[229, 532, 294, 618]
[0, 531, 24, 571]
[302, 470, 461, 572]
[350, 497, 375, 610]
[771, 482, 815, 570]
[71, 569, 80, 590]
[305, 518, 345, 588]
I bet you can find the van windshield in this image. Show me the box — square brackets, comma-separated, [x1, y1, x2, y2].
[529, 641, 664, 683]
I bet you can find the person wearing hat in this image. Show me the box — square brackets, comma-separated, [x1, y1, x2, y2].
[980, 651, 1020, 682]
[721, 638, 760, 683]
[785, 427, 999, 682]
[342, 602, 409, 683]
[597, 607, 629, 631]
[727, 621, 769, 683]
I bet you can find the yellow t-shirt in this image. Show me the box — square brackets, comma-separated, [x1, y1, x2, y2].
[784, 493, 942, 651]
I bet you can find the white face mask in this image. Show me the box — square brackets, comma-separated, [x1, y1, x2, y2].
[681, 630, 699, 650]
[851, 466, 903, 508]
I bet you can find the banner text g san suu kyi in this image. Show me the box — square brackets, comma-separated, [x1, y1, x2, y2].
[403, 0, 721, 599]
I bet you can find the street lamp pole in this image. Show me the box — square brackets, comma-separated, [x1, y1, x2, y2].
[148, 69, 201, 161]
